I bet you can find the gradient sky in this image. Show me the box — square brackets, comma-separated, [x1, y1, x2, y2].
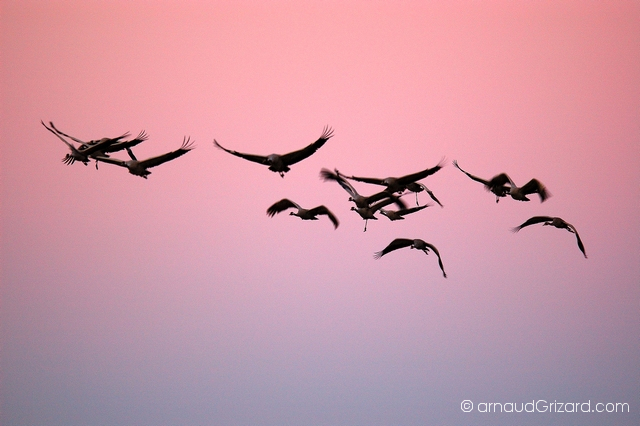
[1, 1, 639, 425]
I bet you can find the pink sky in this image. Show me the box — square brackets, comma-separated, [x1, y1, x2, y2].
[2, 1, 639, 425]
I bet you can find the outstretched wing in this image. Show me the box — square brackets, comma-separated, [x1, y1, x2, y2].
[309, 205, 340, 229]
[320, 168, 358, 199]
[266, 199, 300, 216]
[346, 173, 385, 186]
[397, 204, 430, 216]
[369, 195, 407, 212]
[520, 179, 551, 202]
[487, 173, 512, 188]
[47, 121, 88, 145]
[139, 137, 195, 169]
[213, 140, 269, 165]
[374, 238, 414, 259]
[93, 155, 129, 168]
[395, 158, 445, 186]
[570, 226, 587, 258]
[366, 190, 404, 207]
[423, 242, 447, 278]
[103, 130, 149, 153]
[48, 121, 131, 153]
[452, 160, 490, 186]
[42, 120, 77, 151]
[511, 216, 553, 232]
[280, 126, 334, 166]
[406, 182, 443, 207]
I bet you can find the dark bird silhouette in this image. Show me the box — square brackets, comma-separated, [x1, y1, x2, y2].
[374, 238, 447, 278]
[511, 216, 587, 258]
[343, 159, 445, 194]
[214, 126, 333, 177]
[94, 137, 195, 178]
[379, 204, 432, 221]
[452, 160, 510, 203]
[42, 120, 128, 167]
[453, 160, 550, 203]
[404, 182, 444, 207]
[489, 173, 550, 202]
[319, 168, 406, 210]
[350, 197, 407, 232]
[47, 121, 148, 168]
[267, 198, 339, 229]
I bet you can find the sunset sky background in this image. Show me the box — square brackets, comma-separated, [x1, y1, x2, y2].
[2, 1, 639, 425]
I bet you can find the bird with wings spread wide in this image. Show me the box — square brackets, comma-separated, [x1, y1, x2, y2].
[42, 120, 145, 168]
[45, 121, 148, 168]
[374, 238, 447, 278]
[342, 159, 445, 194]
[512, 216, 587, 258]
[266, 198, 339, 229]
[453, 160, 550, 203]
[214, 126, 333, 177]
[320, 168, 406, 210]
[95, 137, 194, 178]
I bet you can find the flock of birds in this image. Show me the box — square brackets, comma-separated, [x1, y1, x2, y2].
[44, 121, 588, 279]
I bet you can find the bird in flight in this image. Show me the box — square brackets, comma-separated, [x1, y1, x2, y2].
[319, 168, 406, 210]
[46, 121, 148, 168]
[452, 160, 510, 203]
[404, 182, 444, 207]
[374, 238, 447, 278]
[489, 173, 550, 202]
[266, 198, 339, 229]
[42, 120, 133, 167]
[342, 159, 445, 194]
[95, 137, 195, 178]
[453, 160, 550, 203]
[511, 216, 587, 258]
[349, 196, 408, 232]
[214, 126, 334, 177]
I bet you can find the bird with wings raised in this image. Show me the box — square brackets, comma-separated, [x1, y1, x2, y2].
[452, 160, 511, 203]
[453, 160, 550, 203]
[95, 137, 194, 178]
[42, 120, 133, 167]
[374, 238, 447, 278]
[319, 168, 407, 210]
[266, 198, 339, 229]
[511, 216, 587, 258]
[46, 121, 148, 168]
[342, 159, 445, 195]
[214, 126, 333, 177]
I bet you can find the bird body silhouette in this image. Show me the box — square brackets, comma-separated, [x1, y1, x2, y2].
[320, 168, 406, 210]
[267, 198, 339, 229]
[453, 160, 549, 203]
[512, 216, 587, 258]
[95, 137, 194, 178]
[344, 160, 445, 194]
[214, 126, 333, 177]
[374, 238, 447, 278]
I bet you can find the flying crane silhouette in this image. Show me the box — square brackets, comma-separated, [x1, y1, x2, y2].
[342, 159, 445, 194]
[453, 160, 550, 203]
[214, 126, 333, 177]
[374, 238, 447, 278]
[266, 198, 339, 229]
[46, 121, 148, 169]
[511, 216, 587, 258]
[95, 137, 195, 178]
